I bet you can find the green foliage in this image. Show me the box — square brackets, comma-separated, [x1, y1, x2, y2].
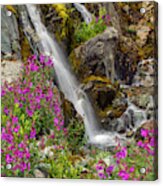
[74, 18, 107, 45]
[66, 119, 86, 153]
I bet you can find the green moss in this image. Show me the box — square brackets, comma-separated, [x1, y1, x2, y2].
[21, 37, 31, 62]
[83, 75, 112, 86]
[69, 51, 81, 73]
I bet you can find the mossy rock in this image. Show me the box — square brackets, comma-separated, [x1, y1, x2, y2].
[69, 50, 82, 73]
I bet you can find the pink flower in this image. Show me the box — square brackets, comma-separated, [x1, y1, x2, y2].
[12, 116, 18, 124]
[26, 151, 30, 159]
[29, 62, 39, 72]
[118, 170, 130, 180]
[150, 137, 155, 147]
[4, 107, 9, 115]
[129, 167, 135, 173]
[98, 172, 106, 179]
[137, 140, 144, 148]
[96, 164, 104, 171]
[26, 108, 33, 117]
[20, 162, 27, 172]
[141, 129, 148, 138]
[116, 147, 127, 159]
[30, 128, 36, 139]
[1, 89, 6, 96]
[106, 165, 114, 174]
[13, 125, 20, 133]
[6, 154, 13, 164]
[54, 118, 59, 126]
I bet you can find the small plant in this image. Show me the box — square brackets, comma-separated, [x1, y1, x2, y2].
[74, 14, 110, 45]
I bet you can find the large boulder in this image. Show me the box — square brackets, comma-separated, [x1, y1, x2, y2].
[69, 27, 118, 83]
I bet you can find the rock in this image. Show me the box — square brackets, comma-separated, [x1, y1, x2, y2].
[82, 76, 117, 110]
[1, 6, 21, 59]
[69, 27, 118, 83]
[34, 169, 46, 178]
[1, 60, 22, 85]
[132, 58, 156, 88]
[40, 146, 54, 158]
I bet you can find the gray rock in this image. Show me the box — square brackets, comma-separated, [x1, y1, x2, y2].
[71, 27, 118, 83]
[1, 6, 21, 59]
[132, 58, 156, 87]
[1, 60, 22, 84]
[34, 169, 46, 178]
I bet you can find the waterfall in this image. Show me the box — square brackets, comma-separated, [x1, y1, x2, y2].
[24, 4, 148, 147]
[26, 4, 100, 140]
[74, 3, 92, 24]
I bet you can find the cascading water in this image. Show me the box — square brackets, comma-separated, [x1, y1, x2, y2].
[73, 3, 92, 24]
[24, 4, 148, 147]
[26, 4, 100, 141]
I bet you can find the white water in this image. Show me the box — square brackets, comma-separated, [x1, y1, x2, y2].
[26, 4, 100, 140]
[74, 3, 92, 24]
[25, 5, 148, 147]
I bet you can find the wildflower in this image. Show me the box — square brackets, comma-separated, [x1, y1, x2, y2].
[137, 140, 144, 148]
[29, 62, 39, 72]
[18, 142, 25, 149]
[116, 147, 127, 159]
[106, 165, 114, 174]
[129, 167, 135, 173]
[141, 129, 148, 138]
[13, 125, 20, 133]
[22, 87, 30, 94]
[20, 162, 27, 172]
[96, 164, 104, 171]
[54, 118, 59, 126]
[4, 107, 9, 115]
[6, 154, 13, 164]
[12, 116, 18, 124]
[26, 108, 33, 117]
[30, 128, 36, 139]
[118, 170, 130, 180]
[39, 54, 46, 64]
[46, 58, 53, 67]
[98, 172, 106, 179]
[26, 151, 30, 159]
[1, 89, 6, 96]
[150, 137, 155, 147]
[13, 149, 23, 158]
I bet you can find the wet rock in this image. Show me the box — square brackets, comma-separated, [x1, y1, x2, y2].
[69, 27, 118, 83]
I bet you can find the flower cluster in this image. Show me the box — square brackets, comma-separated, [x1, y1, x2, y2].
[137, 128, 157, 156]
[1, 54, 64, 176]
[96, 127, 157, 181]
[95, 160, 114, 179]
